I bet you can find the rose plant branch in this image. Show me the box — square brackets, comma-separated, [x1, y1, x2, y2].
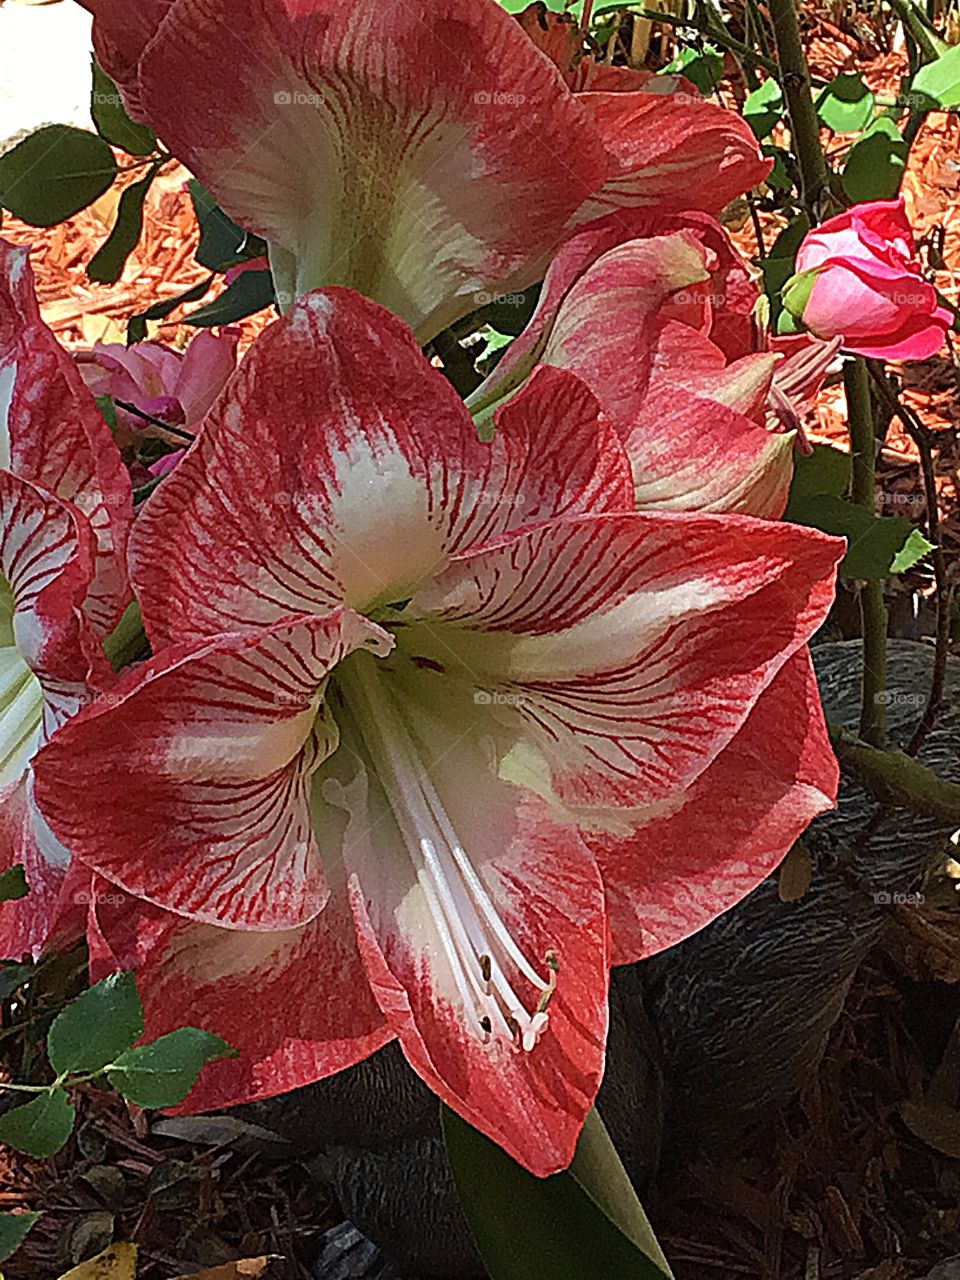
[843, 356, 888, 747]
[828, 724, 960, 826]
[867, 362, 954, 755]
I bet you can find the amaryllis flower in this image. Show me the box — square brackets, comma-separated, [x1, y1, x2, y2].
[472, 208, 838, 520]
[782, 197, 953, 360]
[0, 240, 133, 955]
[35, 287, 842, 1172]
[78, 0, 769, 341]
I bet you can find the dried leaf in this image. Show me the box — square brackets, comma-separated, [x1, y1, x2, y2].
[169, 1258, 278, 1280]
[779, 843, 813, 903]
[57, 1243, 137, 1280]
[900, 1100, 960, 1159]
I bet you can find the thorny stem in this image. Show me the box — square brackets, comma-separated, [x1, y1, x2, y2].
[635, 8, 779, 75]
[885, 0, 946, 62]
[829, 724, 960, 825]
[844, 357, 888, 747]
[867, 363, 954, 754]
[766, 0, 838, 218]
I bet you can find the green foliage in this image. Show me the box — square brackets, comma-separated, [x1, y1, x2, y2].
[126, 276, 215, 344]
[815, 73, 875, 133]
[0, 1211, 41, 1263]
[188, 179, 267, 272]
[0, 961, 34, 1001]
[0, 1088, 75, 1158]
[842, 117, 907, 201]
[0, 125, 117, 226]
[47, 972, 144, 1076]
[184, 268, 276, 327]
[759, 216, 810, 327]
[664, 44, 723, 95]
[106, 1028, 236, 1108]
[0, 864, 28, 903]
[0, 974, 235, 1159]
[910, 44, 960, 107]
[443, 1106, 672, 1280]
[87, 168, 157, 285]
[743, 78, 783, 140]
[91, 61, 157, 156]
[785, 446, 932, 580]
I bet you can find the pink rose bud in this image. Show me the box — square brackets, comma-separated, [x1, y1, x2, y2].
[782, 197, 954, 361]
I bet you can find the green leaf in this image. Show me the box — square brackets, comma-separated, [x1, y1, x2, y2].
[126, 275, 215, 344]
[790, 443, 852, 499]
[106, 1028, 236, 1108]
[786, 491, 931, 580]
[188, 179, 267, 271]
[443, 1106, 672, 1280]
[0, 125, 118, 227]
[0, 1089, 75, 1158]
[758, 215, 810, 326]
[815, 73, 875, 133]
[87, 169, 155, 285]
[910, 44, 960, 108]
[743, 77, 783, 140]
[842, 117, 907, 202]
[184, 269, 275, 327]
[91, 61, 156, 156]
[0, 864, 28, 902]
[47, 972, 143, 1077]
[0, 1211, 41, 1262]
[0, 962, 34, 1002]
[664, 44, 723, 96]
[96, 395, 118, 433]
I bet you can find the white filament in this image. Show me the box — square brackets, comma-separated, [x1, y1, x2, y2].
[339, 655, 555, 1052]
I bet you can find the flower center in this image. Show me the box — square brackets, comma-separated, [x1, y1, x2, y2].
[0, 574, 44, 792]
[332, 652, 557, 1053]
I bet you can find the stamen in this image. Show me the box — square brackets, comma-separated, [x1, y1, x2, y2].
[336, 654, 558, 1053]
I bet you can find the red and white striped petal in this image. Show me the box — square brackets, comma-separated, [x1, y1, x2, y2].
[0, 241, 132, 634]
[0, 471, 112, 957]
[33, 611, 393, 930]
[132, 289, 631, 648]
[308, 676, 609, 1175]
[623, 383, 796, 519]
[407, 511, 844, 815]
[575, 89, 771, 225]
[86, 872, 392, 1112]
[84, 0, 607, 342]
[592, 650, 838, 964]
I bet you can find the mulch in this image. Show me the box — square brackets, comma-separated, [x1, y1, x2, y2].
[2, 8, 960, 1280]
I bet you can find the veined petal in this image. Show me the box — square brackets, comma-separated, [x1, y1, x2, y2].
[0, 471, 110, 958]
[0, 241, 132, 634]
[623, 382, 795, 519]
[308, 671, 609, 1176]
[573, 89, 771, 224]
[33, 611, 393, 930]
[88, 0, 607, 341]
[133, 289, 630, 647]
[407, 511, 843, 814]
[86, 872, 391, 1111]
[592, 650, 838, 963]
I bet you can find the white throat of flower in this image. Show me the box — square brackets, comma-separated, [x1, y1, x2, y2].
[335, 654, 557, 1053]
[0, 574, 43, 792]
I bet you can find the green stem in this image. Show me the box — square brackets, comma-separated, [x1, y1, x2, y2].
[766, 0, 835, 217]
[634, 8, 779, 75]
[103, 599, 146, 671]
[829, 724, 960, 824]
[885, 0, 946, 61]
[844, 357, 888, 747]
